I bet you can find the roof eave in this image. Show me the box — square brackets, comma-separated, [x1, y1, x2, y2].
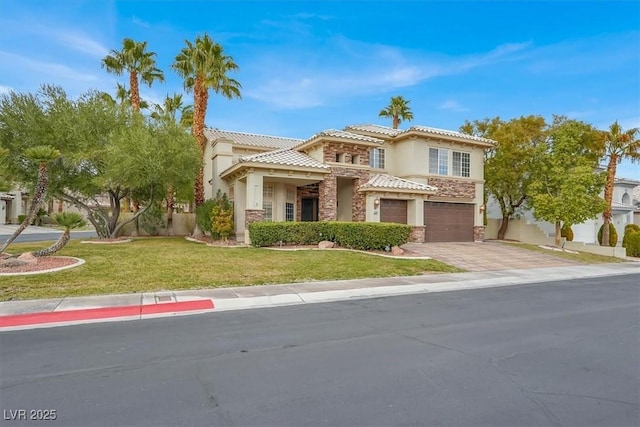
[396, 129, 495, 147]
[220, 161, 331, 179]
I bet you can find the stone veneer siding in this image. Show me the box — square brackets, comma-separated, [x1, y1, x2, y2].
[245, 209, 264, 228]
[319, 167, 369, 221]
[473, 226, 485, 242]
[319, 143, 371, 222]
[428, 177, 476, 199]
[410, 226, 425, 243]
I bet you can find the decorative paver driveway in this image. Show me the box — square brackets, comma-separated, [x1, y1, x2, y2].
[402, 241, 580, 271]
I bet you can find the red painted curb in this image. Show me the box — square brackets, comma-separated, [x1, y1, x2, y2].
[0, 300, 215, 327]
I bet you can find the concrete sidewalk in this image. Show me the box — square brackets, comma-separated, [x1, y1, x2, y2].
[1, 263, 639, 331]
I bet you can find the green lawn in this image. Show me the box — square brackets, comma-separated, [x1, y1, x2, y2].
[1, 238, 462, 301]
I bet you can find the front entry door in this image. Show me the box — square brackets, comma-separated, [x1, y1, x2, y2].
[301, 198, 319, 221]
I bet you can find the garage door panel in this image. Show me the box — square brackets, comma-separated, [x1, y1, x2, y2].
[380, 199, 407, 224]
[424, 201, 474, 242]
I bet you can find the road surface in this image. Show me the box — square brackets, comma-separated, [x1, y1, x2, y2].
[1, 274, 638, 426]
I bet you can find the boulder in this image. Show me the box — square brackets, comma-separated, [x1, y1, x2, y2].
[391, 246, 405, 256]
[318, 240, 335, 249]
[17, 252, 38, 263]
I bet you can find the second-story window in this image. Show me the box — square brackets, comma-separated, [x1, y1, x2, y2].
[429, 148, 448, 175]
[369, 148, 385, 169]
[452, 151, 470, 177]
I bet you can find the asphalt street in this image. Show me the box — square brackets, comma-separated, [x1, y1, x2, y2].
[0, 230, 97, 244]
[1, 274, 638, 427]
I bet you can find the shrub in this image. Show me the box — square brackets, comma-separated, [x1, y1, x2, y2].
[560, 223, 574, 241]
[195, 199, 217, 236]
[597, 223, 618, 247]
[211, 205, 234, 241]
[139, 203, 165, 236]
[622, 224, 640, 249]
[249, 221, 411, 250]
[17, 214, 26, 224]
[623, 231, 640, 257]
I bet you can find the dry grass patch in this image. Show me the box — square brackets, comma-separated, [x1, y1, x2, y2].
[1, 237, 461, 301]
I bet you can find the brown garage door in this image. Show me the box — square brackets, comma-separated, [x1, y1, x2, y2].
[424, 201, 474, 242]
[380, 199, 407, 224]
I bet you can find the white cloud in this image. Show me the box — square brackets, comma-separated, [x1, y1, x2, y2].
[0, 51, 99, 83]
[54, 29, 109, 57]
[0, 85, 14, 95]
[438, 100, 468, 112]
[132, 15, 150, 28]
[244, 38, 532, 110]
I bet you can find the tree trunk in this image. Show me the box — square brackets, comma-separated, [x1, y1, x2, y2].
[0, 163, 48, 253]
[392, 115, 399, 129]
[601, 154, 617, 246]
[555, 221, 562, 247]
[497, 216, 510, 240]
[130, 71, 140, 111]
[165, 188, 174, 236]
[32, 231, 70, 257]
[192, 75, 208, 209]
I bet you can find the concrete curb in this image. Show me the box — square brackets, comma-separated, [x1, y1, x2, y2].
[1, 263, 638, 331]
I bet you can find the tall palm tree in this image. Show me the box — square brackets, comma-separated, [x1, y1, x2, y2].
[172, 33, 241, 207]
[101, 38, 164, 111]
[379, 95, 414, 129]
[0, 145, 60, 253]
[600, 121, 640, 246]
[32, 212, 86, 257]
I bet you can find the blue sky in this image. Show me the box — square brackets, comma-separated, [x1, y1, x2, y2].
[1, 0, 638, 179]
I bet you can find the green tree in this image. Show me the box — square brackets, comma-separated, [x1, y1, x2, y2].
[0, 145, 60, 253]
[599, 121, 640, 246]
[528, 118, 606, 246]
[101, 38, 164, 112]
[172, 33, 242, 207]
[379, 95, 414, 129]
[0, 85, 200, 240]
[31, 212, 86, 257]
[461, 115, 547, 239]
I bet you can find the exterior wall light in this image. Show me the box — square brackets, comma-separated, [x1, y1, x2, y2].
[373, 198, 380, 209]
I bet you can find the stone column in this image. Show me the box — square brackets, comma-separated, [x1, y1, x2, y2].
[319, 176, 337, 221]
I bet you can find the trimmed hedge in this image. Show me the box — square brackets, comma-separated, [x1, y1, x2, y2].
[248, 221, 412, 250]
[623, 231, 640, 257]
[560, 223, 574, 241]
[597, 223, 618, 247]
[622, 224, 640, 252]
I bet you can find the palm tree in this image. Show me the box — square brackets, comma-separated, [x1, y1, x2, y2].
[379, 95, 414, 129]
[101, 38, 164, 111]
[0, 145, 60, 253]
[32, 212, 86, 257]
[172, 33, 241, 207]
[600, 121, 640, 246]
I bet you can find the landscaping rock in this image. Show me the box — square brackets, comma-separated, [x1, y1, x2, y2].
[391, 246, 405, 256]
[17, 252, 38, 264]
[318, 240, 335, 249]
[1, 258, 29, 268]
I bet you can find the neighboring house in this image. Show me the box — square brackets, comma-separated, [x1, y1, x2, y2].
[633, 184, 640, 226]
[0, 190, 26, 224]
[204, 124, 494, 243]
[487, 178, 640, 245]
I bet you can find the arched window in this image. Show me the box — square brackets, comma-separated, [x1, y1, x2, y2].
[621, 192, 631, 205]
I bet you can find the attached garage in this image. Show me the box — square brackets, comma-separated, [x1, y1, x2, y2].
[424, 201, 474, 242]
[380, 199, 407, 224]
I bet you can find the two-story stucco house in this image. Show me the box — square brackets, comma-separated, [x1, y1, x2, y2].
[204, 124, 495, 243]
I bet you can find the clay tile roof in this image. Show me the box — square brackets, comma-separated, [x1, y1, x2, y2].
[306, 129, 385, 144]
[0, 193, 15, 200]
[237, 149, 330, 169]
[408, 125, 495, 144]
[364, 174, 437, 192]
[205, 128, 303, 150]
[344, 124, 402, 137]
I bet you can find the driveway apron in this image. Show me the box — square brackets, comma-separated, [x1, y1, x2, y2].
[402, 241, 580, 271]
